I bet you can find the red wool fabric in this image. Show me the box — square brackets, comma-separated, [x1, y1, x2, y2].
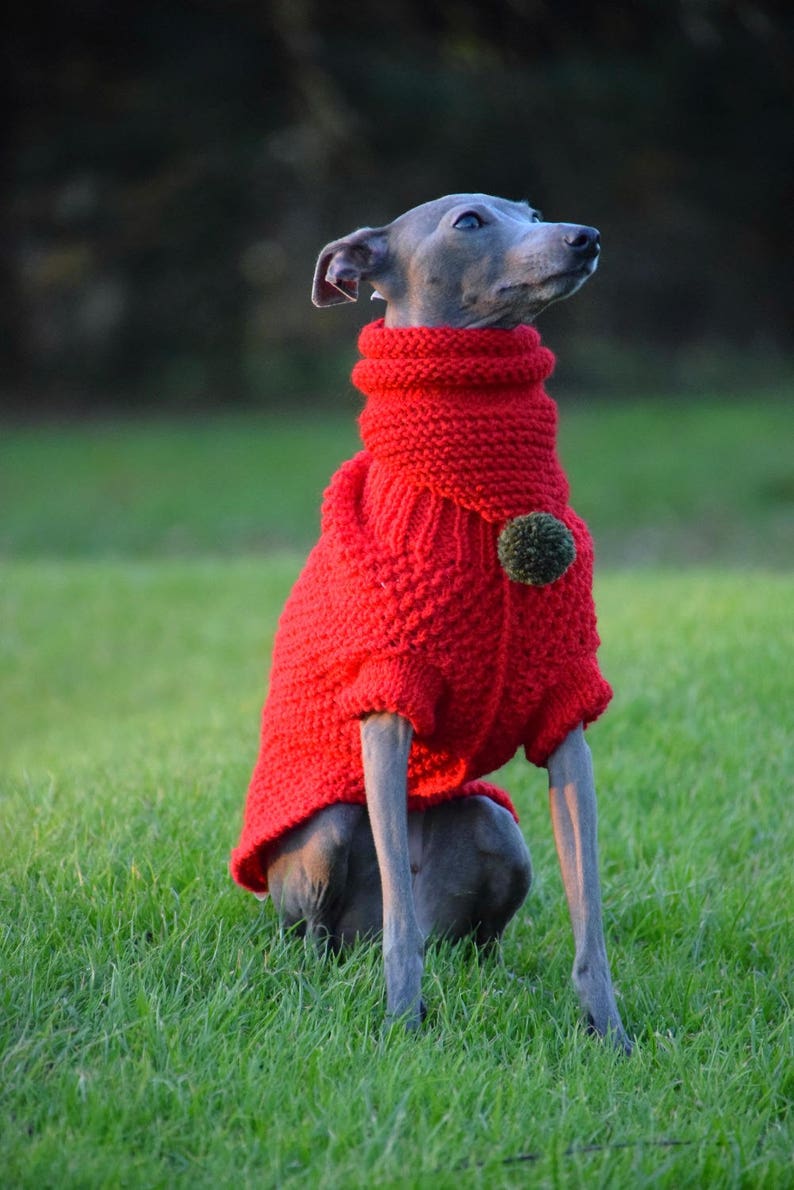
[231, 320, 612, 894]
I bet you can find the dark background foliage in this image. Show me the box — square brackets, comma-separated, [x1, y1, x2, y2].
[4, 0, 792, 411]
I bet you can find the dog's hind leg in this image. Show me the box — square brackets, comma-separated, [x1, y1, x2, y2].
[266, 802, 371, 948]
[410, 795, 532, 945]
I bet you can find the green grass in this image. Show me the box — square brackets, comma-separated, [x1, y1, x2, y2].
[2, 397, 792, 565]
[1, 400, 792, 1186]
[0, 412, 359, 559]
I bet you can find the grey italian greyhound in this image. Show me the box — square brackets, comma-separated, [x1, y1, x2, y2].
[264, 194, 631, 1053]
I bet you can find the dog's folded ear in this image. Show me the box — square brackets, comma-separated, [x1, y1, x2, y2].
[312, 228, 388, 307]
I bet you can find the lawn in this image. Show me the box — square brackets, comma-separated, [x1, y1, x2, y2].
[2, 398, 792, 566]
[1, 397, 792, 1186]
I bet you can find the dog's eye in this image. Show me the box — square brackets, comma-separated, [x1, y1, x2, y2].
[453, 211, 485, 230]
[532, 210, 543, 223]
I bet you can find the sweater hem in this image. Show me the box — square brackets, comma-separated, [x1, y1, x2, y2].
[230, 778, 519, 895]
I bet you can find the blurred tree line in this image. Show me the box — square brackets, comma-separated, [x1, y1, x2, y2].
[3, 0, 792, 411]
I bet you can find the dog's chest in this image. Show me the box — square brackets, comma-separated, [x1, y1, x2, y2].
[355, 458, 576, 676]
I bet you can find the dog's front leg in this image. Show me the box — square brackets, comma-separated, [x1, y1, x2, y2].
[548, 725, 631, 1053]
[360, 712, 425, 1028]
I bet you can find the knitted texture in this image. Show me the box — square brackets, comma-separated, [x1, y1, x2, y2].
[231, 319, 612, 894]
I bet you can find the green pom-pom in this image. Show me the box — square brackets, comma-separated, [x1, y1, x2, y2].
[497, 512, 576, 586]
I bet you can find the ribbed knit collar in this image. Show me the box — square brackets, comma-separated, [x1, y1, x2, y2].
[352, 319, 570, 522]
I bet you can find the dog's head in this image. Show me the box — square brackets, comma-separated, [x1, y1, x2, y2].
[312, 194, 600, 329]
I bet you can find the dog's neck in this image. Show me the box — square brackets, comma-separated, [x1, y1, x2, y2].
[353, 319, 570, 522]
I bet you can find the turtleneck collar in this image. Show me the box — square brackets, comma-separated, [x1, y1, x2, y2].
[352, 319, 570, 522]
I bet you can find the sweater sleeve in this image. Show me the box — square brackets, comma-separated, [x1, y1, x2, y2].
[336, 652, 445, 739]
[523, 656, 612, 768]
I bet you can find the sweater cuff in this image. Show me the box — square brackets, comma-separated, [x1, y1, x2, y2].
[337, 653, 445, 739]
[523, 657, 612, 768]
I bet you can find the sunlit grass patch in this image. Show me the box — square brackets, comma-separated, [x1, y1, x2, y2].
[1, 562, 791, 1185]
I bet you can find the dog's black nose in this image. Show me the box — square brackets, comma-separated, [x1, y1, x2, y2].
[564, 227, 601, 259]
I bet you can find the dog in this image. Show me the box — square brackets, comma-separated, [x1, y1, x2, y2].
[231, 194, 631, 1053]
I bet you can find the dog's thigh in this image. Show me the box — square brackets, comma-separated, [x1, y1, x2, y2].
[411, 796, 532, 944]
[332, 811, 384, 945]
[267, 803, 371, 945]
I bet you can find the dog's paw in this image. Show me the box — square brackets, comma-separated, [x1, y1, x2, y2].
[585, 1011, 633, 1056]
[385, 998, 427, 1033]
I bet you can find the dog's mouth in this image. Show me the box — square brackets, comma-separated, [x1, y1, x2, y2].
[545, 258, 599, 291]
[557, 255, 599, 279]
[500, 257, 598, 296]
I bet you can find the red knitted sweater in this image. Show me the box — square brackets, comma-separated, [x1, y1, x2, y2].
[231, 320, 611, 894]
